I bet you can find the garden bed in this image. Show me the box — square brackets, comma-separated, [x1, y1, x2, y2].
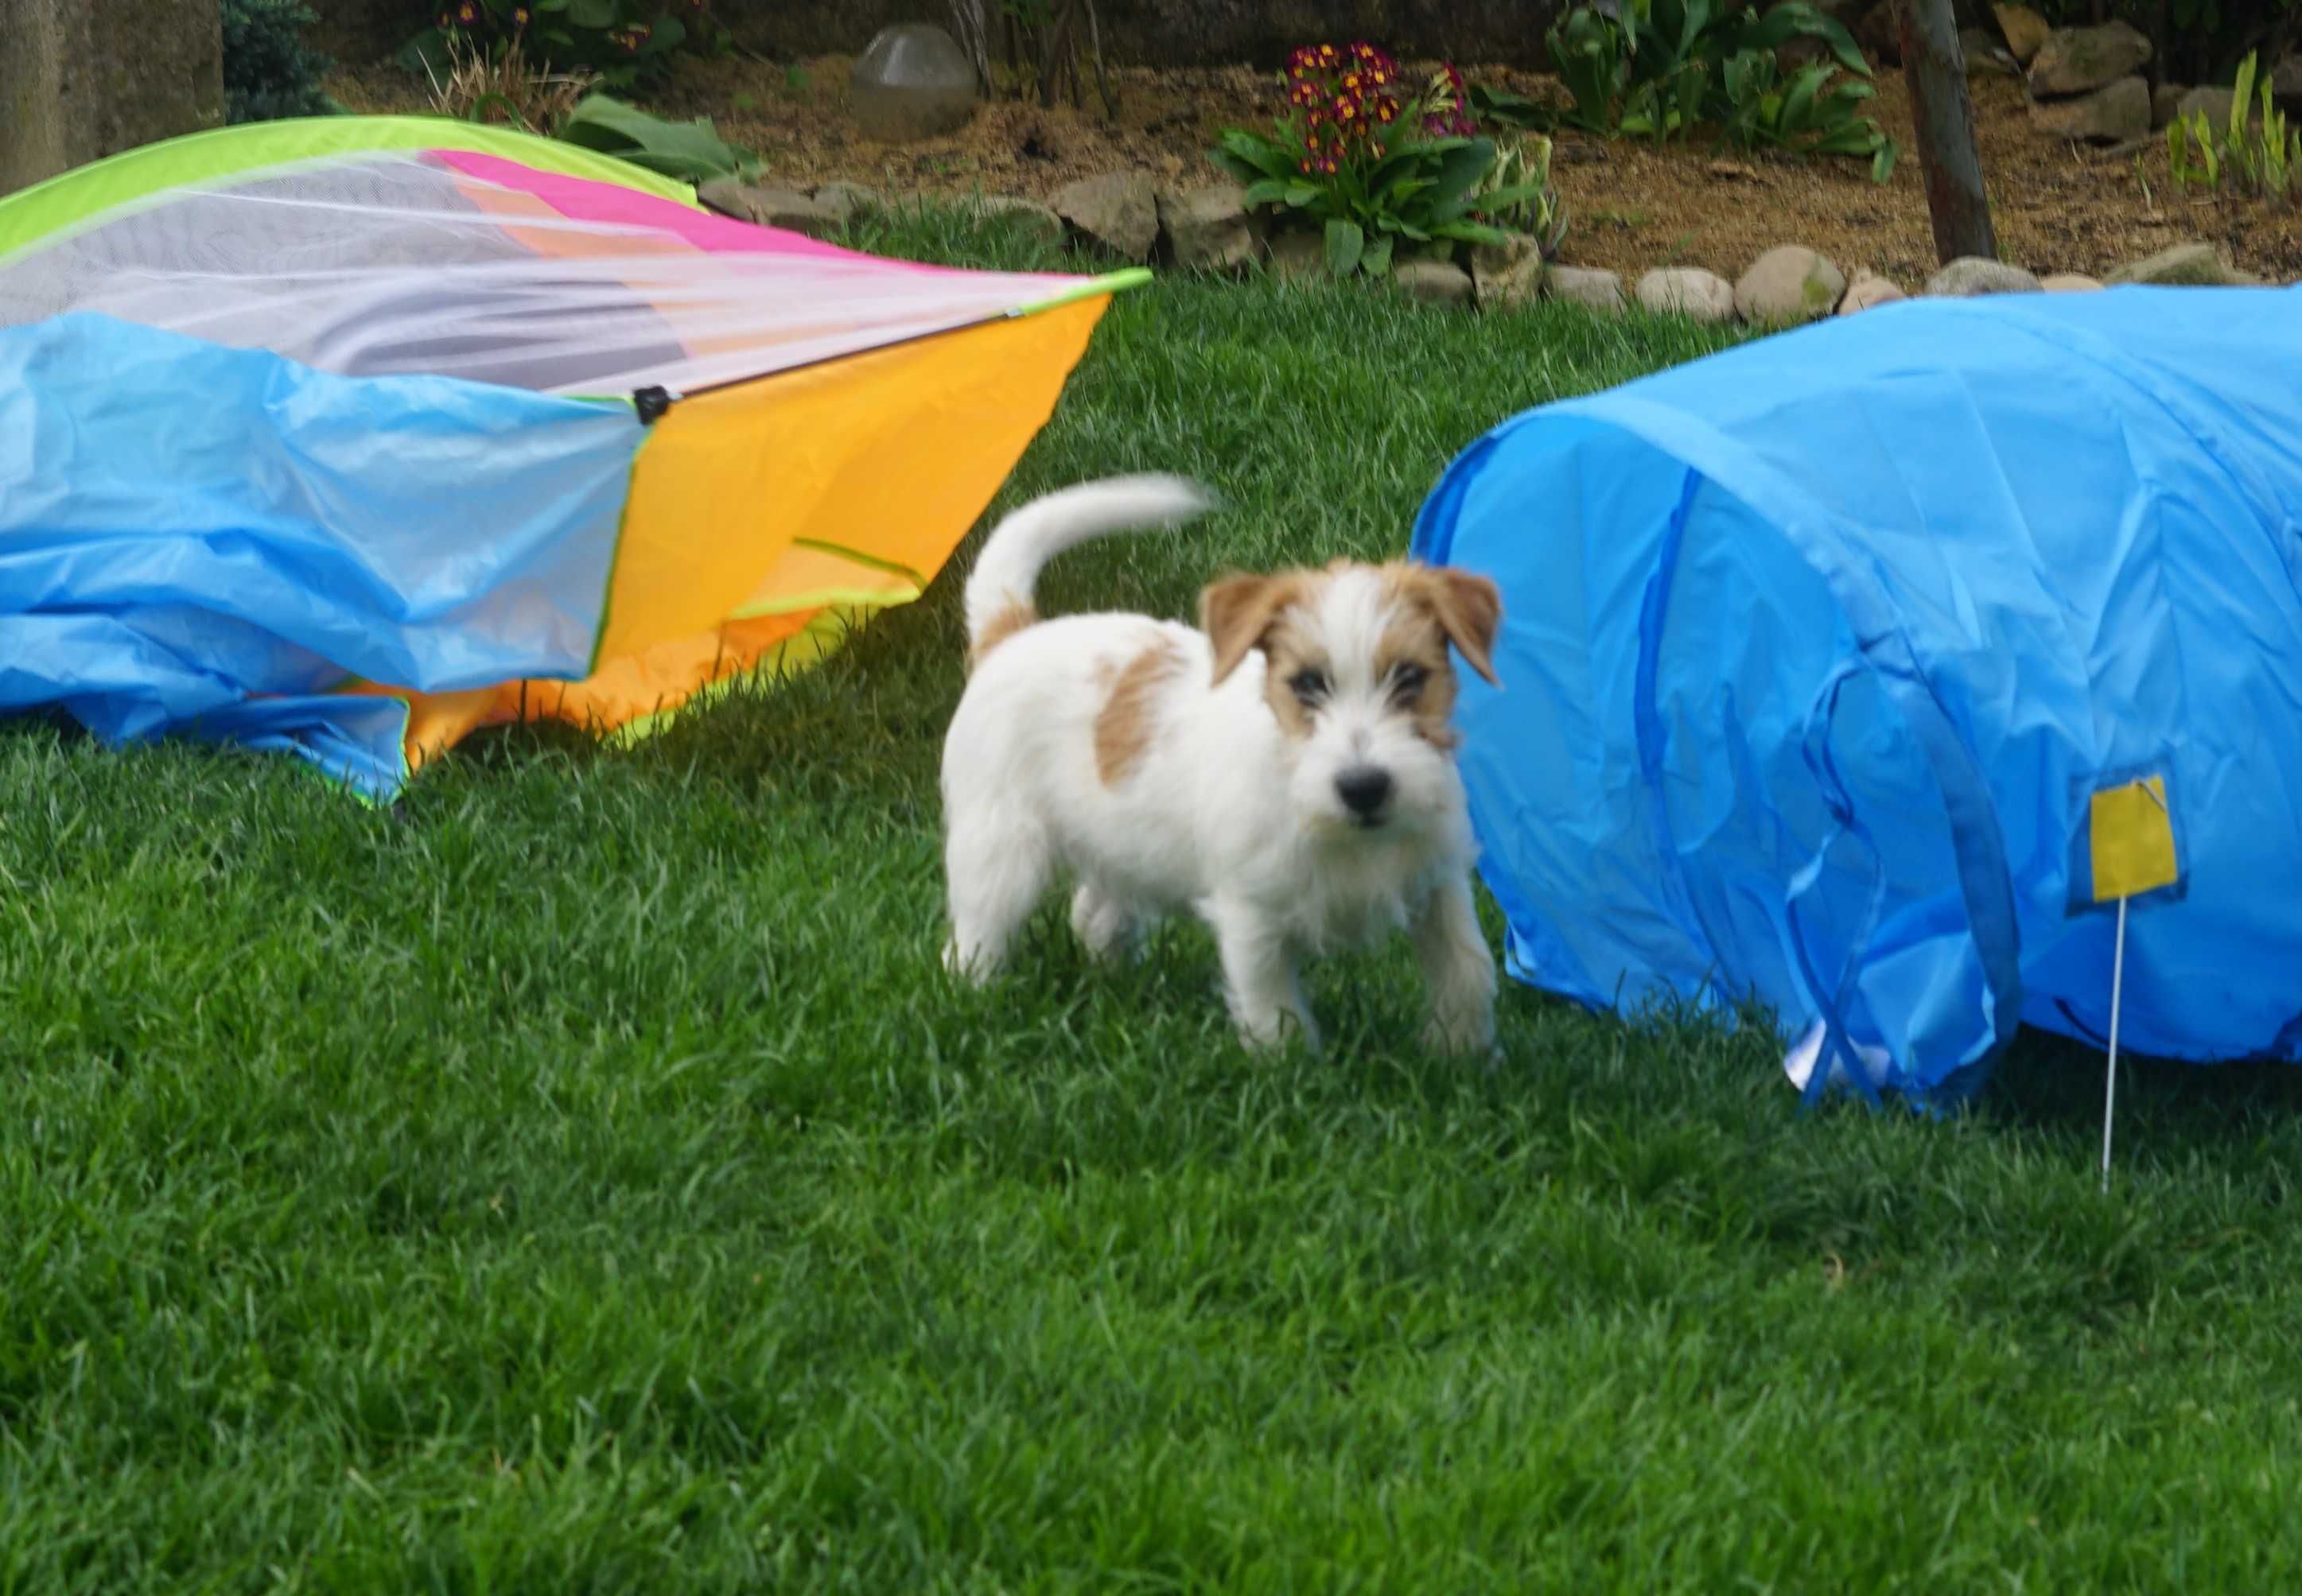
[329, 49, 2302, 285]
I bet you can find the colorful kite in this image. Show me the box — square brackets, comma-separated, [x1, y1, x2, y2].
[0, 116, 1143, 796]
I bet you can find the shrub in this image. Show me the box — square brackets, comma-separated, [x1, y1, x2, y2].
[222, 0, 339, 123]
[2168, 49, 2299, 204]
[423, 29, 595, 134]
[1209, 43, 1548, 278]
[1489, 0, 1894, 181]
[410, 0, 729, 94]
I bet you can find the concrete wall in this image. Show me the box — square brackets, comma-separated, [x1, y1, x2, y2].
[2, 0, 226, 196]
[302, 0, 1569, 71]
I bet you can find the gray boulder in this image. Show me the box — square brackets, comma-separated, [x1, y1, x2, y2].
[2027, 21, 2151, 97]
[1052, 173, 1160, 262]
[1924, 256, 2043, 296]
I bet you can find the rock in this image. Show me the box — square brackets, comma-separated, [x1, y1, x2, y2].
[1837, 270, 1907, 313]
[698, 181, 845, 239]
[2276, 53, 2302, 111]
[1734, 244, 1846, 323]
[1993, 2, 2050, 64]
[1546, 266, 1627, 313]
[2040, 272, 2103, 290]
[1635, 266, 1736, 322]
[2153, 82, 2189, 129]
[1470, 233, 1546, 309]
[978, 196, 1064, 243]
[1394, 259, 1475, 305]
[1052, 172, 1160, 262]
[1266, 229, 1325, 281]
[2105, 241, 2253, 285]
[2027, 21, 2151, 97]
[2030, 76, 2150, 143]
[2175, 84, 2258, 133]
[1924, 256, 2043, 296]
[1157, 183, 1256, 271]
[1857, 2, 1902, 67]
[1961, 27, 2020, 76]
[850, 23, 978, 142]
[811, 181, 884, 223]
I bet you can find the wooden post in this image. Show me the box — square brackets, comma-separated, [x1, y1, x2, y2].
[1, 0, 224, 197]
[1893, 0, 1997, 266]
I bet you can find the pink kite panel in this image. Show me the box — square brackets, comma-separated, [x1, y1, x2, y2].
[429, 149, 961, 274]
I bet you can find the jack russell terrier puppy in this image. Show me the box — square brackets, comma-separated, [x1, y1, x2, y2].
[939, 475, 1502, 1057]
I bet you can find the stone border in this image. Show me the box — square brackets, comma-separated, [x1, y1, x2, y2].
[698, 176, 2273, 323]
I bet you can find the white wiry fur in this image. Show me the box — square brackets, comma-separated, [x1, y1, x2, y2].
[939, 475, 1499, 1058]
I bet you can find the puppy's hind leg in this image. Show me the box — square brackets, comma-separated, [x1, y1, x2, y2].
[1069, 880, 1147, 964]
[943, 809, 1053, 983]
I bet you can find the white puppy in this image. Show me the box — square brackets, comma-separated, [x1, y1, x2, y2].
[938, 475, 1502, 1057]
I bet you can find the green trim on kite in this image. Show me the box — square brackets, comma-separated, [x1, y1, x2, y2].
[584, 441, 647, 681]
[787, 537, 931, 589]
[0, 115, 700, 265]
[274, 692, 412, 810]
[1012, 266, 1154, 318]
[726, 581, 921, 622]
[605, 605, 883, 747]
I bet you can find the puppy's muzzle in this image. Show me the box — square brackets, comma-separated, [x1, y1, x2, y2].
[1335, 764, 1394, 826]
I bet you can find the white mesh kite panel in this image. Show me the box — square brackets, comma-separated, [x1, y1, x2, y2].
[0, 157, 1091, 396]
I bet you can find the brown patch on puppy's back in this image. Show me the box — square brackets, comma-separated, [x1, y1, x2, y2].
[968, 599, 1037, 672]
[1094, 637, 1185, 785]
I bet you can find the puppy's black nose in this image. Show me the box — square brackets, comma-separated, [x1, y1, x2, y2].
[1335, 765, 1394, 819]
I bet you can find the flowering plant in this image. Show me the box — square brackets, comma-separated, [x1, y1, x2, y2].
[1210, 43, 1550, 278]
[426, 0, 725, 90]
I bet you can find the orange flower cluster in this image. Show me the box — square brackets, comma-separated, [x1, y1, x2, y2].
[1282, 41, 1405, 176]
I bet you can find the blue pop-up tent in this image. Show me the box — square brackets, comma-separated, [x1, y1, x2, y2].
[1412, 284, 2302, 1106]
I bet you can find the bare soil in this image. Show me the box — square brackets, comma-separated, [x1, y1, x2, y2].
[329, 52, 2302, 286]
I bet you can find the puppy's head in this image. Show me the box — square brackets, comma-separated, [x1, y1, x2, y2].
[1200, 559, 1500, 838]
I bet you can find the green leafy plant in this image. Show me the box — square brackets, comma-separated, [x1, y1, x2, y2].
[1211, 43, 1550, 278]
[1716, 47, 1897, 179]
[1469, 133, 1571, 258]
[1529, 0, 1894, 178]
[2168, 50, 2299, 205]
[1545, 6, 1635, 133]
[407, 0, 729, 94]
[557, 93, 768, 181]
[222, 0, 340, 123]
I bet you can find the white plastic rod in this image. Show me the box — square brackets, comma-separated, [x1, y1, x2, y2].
[2101, 895, 2129, 1193]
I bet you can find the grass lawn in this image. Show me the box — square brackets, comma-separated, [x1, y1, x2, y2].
[9, 208, 2302, 1593]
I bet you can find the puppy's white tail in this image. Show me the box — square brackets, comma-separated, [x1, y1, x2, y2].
[963, 474, 1215, 669]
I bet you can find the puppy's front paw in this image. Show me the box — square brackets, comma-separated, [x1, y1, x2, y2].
[1420, 1007, 1497, 1060]
[1235, 1006, 1322, 1056]
[942, 935, 997, 986]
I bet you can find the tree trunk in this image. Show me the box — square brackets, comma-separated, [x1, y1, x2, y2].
[1, 0, 224, 197]
[1893, 0, 1997, 266]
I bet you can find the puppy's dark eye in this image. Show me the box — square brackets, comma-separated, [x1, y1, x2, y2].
[1389, 664, 1429, 704]
[1289, 668, 1329, 705]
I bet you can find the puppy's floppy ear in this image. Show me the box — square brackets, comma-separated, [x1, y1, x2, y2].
[1422, 567, 1503, 686]
[1200, 573, 1296, 685]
